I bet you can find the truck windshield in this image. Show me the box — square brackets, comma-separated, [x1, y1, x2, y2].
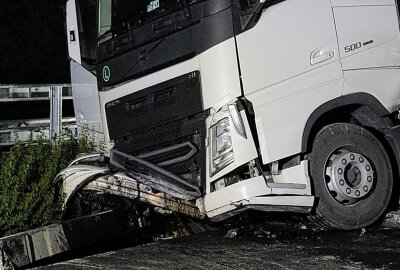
[98, 0, 183, 43]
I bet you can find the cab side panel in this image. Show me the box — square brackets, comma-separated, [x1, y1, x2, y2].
[236, 0, 343, 163]
[332, 0, 400, 112]
[333, 0, 400, 70]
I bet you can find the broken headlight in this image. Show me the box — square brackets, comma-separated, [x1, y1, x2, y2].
[210, 118, 234, 176]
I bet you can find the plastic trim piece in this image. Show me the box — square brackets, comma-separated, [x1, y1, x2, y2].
[137, 141, 198, 166]
[110, 149, 201, 200]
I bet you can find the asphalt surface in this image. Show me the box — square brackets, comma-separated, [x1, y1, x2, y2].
[32, 215, 400, 270]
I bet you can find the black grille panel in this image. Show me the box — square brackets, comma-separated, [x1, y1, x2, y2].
[120, 120, 184, 152]
[106, 72, 202, 140]
[105, 72, 207, 187]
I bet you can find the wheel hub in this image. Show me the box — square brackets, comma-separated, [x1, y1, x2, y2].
[325, 150, 374, 204]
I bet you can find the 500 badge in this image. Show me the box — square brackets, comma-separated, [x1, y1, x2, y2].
[344, 39, 374, 53]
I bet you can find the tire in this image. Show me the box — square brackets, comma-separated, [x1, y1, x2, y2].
[309, 123, 393, 230]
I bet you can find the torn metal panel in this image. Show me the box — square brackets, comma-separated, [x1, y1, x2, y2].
[84, 174, 204, 219]
[54, 164, 110, 209]
[68, 152, 105, 167]
[110, 149, 201, 200]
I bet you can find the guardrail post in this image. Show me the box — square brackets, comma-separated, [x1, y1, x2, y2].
[49, 85, 62, 145]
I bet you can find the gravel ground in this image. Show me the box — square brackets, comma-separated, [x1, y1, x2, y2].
[32, 214, 400, 270]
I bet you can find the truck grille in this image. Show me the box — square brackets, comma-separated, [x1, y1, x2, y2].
[105, 71, 207, 187]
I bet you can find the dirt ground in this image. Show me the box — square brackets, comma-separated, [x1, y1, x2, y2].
[32, 214, 400, 270]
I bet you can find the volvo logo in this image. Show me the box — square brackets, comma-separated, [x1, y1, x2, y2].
[139, 50, 149, 66]
[106, 100, 120, 109]
[103, 66, 111, 82]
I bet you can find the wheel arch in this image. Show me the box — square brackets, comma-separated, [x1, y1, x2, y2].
[302, 93, 391, 154]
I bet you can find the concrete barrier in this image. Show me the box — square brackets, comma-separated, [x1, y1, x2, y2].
[0, 210, 134, 270]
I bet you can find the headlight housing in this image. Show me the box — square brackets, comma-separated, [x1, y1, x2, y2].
[210, 118, 234, 175]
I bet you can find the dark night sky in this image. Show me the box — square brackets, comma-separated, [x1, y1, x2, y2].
[0, 0, 70, 84]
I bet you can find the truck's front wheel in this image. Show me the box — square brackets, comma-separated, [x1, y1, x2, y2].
[309, 123, 393, 230]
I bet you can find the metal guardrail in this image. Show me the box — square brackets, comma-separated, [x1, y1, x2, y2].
[0, 84, 72, 101]
[0, 118, 77, 146]
[0, 84, 76, 147]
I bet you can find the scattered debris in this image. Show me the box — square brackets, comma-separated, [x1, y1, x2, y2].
[153, 234, 176, 242]
[224, 228, 238, 239]
[300, 225, 308, 230]
[382, 211, 400, 229]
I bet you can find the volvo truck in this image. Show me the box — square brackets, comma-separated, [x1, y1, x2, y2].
[63, 0, 400, 231]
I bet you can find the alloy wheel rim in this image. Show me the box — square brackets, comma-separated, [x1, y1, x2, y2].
[325, 149, 375, 204]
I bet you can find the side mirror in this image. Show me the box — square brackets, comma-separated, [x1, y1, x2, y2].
[237, 0, 284, 31]
[241, 0, 259, 9]
[238, 0, 265, 29]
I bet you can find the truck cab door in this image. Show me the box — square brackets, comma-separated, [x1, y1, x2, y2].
[66, 0, 105, 144]
[234, 0, 343, 164]
[66, 0, 82, 64]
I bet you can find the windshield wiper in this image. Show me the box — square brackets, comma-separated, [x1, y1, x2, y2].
[98, 22, 135, 43]
[97, 28, 114, 42]
[124, 21, 135, 44]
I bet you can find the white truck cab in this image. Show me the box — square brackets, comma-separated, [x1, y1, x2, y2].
[65, 0, 400, 230]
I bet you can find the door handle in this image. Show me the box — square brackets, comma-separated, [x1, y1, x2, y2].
[311, 49, 335, 65]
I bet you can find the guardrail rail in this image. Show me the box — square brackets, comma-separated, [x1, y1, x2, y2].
[0, 84, 76, 147]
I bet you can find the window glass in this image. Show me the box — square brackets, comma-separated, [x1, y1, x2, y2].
[98, 0, 112, 38]
[76, 0, 98, 65]
[98, 0, 183, 43]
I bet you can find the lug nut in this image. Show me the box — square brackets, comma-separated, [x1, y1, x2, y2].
[338, 168, 343, 175]
[339, 179, 345, 186]
[350, 154, 355, 160]
[346, 188, 351, 194]
[359, 157, 364, 163]
[342, 159, 347, 165]
[355, 190, 360, 196]
[367, 176, 373, 182]
[365, 165, 371, 171]
[363, 186, 368, 192]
